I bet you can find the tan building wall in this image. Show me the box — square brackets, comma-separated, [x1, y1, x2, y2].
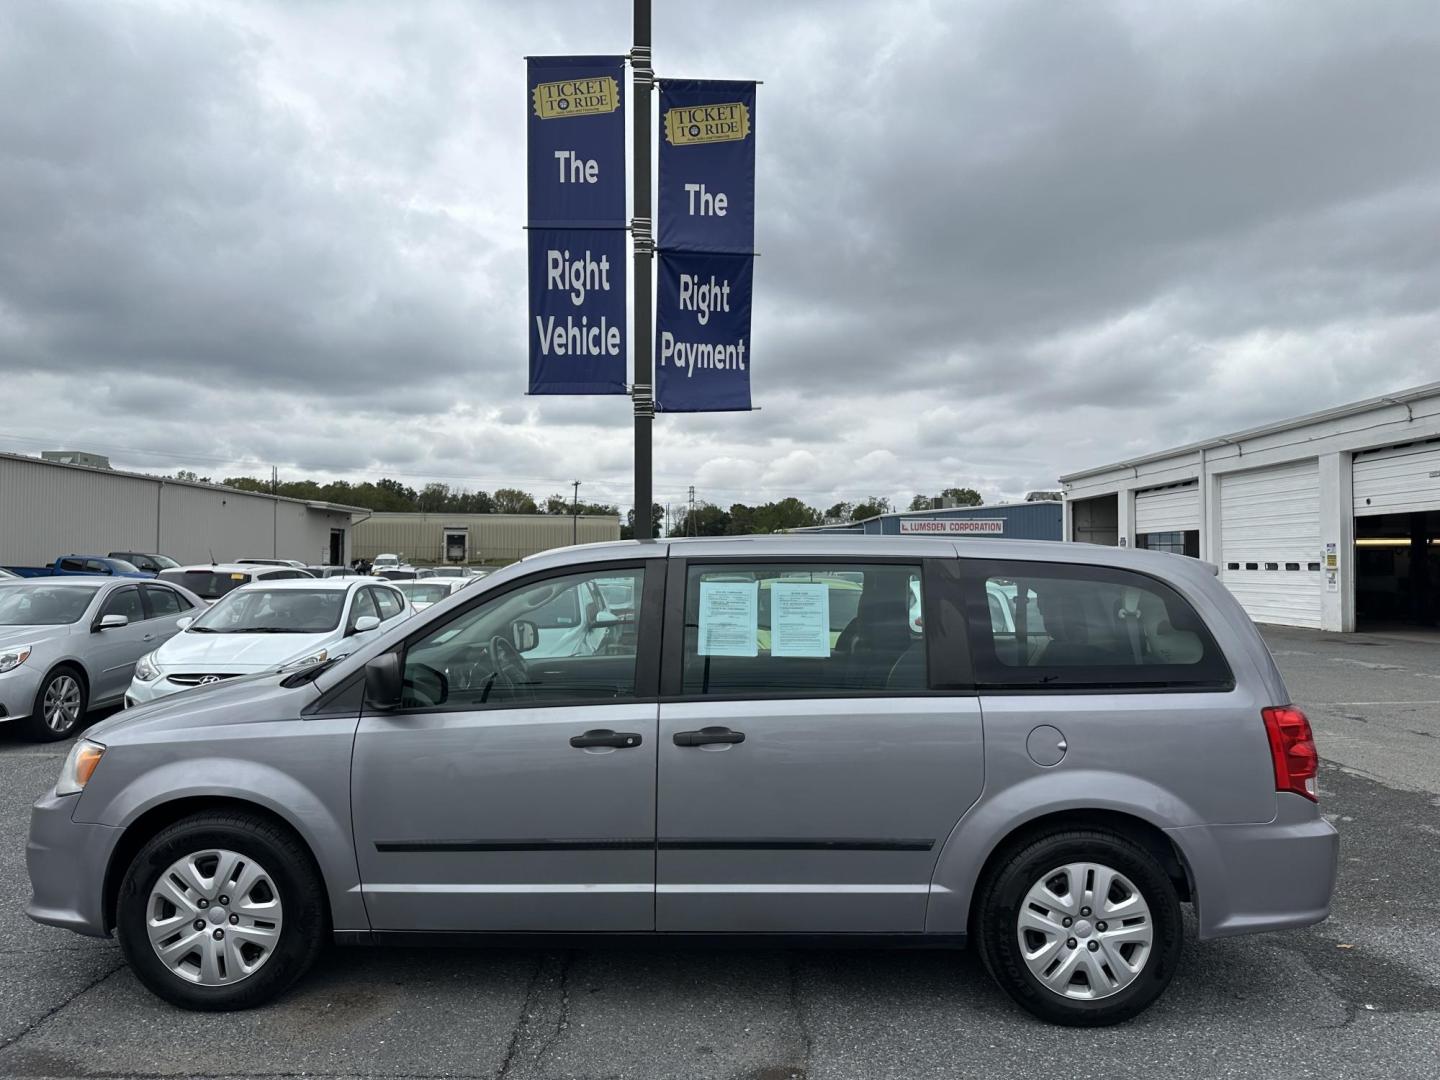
[0, 453, 361, 567]
[352, 512, 621, 565]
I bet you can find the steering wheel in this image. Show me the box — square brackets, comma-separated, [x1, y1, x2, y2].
[486, 634, 531, 699]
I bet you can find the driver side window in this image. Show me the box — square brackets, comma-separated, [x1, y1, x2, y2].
[400, 567, 646, 711]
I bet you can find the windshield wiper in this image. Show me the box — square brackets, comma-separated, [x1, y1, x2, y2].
[240, 627, 313, 633]
[187, 626, 218, 633]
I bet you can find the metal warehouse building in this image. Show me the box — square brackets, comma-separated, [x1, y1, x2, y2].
[796, 500, 1063, 540]
[1061, 383, 1440, 632]
[0, 453, 366, 566]
[352, 511, 622, 566]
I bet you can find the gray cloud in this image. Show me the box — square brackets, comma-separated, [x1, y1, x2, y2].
[1, 0, 1438, 515]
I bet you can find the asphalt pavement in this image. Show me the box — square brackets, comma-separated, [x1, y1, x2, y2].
[0, 626, 1437, 1079]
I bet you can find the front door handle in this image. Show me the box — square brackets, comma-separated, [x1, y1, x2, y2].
[569, 729, 643, 750]
[673, 726, 746, 747]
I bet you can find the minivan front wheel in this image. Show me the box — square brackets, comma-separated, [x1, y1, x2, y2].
[116, 812, 326, 1010]
[976, 829, 1182, 1026]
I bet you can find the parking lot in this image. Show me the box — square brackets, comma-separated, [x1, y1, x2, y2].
[0, 626, 1435, 1080]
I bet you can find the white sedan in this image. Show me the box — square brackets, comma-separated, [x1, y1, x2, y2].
[393, 577, 473, 612]
[125, 577, 409, 706]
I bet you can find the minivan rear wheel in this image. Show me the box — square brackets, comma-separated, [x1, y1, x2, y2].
[975, 828, 1182, 1026]
[116, 812, 326, 1010]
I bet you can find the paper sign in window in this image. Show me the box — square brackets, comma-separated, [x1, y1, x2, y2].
[770, 582, 831, 657]
[697, 581, 758, 656]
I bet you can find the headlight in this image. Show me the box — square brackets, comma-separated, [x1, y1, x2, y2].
[56, 739, 105, 797]
[134, 651, 162, 682]
[0, 644, 32, 674]
[281, 648, 328, 671]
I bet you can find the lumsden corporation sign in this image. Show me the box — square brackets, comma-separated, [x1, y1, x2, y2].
[898, 519, 1005, 535]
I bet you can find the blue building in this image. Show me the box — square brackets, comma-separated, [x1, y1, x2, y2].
[796, 500, 1063, 541]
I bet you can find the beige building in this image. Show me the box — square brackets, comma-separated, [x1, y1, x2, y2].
[0, 452, 366, 567]
[352, 511, 621, 566]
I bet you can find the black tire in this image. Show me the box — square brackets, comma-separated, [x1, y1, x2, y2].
[116, 812, 327, 1010]
[22, 665, 88, 742]
[975, 828, 1183, 1026]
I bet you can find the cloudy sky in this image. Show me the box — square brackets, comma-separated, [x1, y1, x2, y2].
[3, 0, 1438, 515]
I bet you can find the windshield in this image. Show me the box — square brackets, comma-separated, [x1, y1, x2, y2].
[159, 569, 252, 600]
[428, 567, 465, 578]
[107, 558, 142, 574]
[399, 582, 452, 604]
[0, 583, 100, 625]
[150, 555, 181, 570]
[191, 588, 345, 633]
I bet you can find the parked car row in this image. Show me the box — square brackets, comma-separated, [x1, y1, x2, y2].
[0, 565, 484, 741]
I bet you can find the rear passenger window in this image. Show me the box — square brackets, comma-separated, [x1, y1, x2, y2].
[142, 585, 186, 617]
[682, 563, 926, 696]
[968, 562, 1231, 690]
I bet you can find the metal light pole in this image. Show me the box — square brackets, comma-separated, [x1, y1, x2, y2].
[572, 479, 581, 544]
[630, 0, 654, 540]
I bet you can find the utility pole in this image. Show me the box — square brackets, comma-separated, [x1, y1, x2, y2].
[688, 484, 696, 537]
[571, 479, 581, 545]
[630, 0, 655, 540]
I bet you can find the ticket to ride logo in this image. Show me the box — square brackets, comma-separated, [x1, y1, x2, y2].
[664, 102, 751, 145]
[532, 76, 620, 119]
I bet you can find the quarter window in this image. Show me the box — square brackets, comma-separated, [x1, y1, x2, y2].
[399, 567, 645, 710]
[681, 563, 926, 696]
[968, 562, 1231, 689]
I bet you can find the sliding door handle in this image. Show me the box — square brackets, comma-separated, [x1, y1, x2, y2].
[673, 726, 746, 747]
[569, 729, 642, 750]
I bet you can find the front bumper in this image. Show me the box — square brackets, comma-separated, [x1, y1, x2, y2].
[1167, 793, 1339, 940]
[124, 674, 180, 708]
[0, 664, 43, 724]
[26, 788, 122, 938]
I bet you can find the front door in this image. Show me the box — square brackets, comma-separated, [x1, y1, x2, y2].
[91, 586, 156, 701]
[655, 558, 984, 933]
[352, 561, 661, 932]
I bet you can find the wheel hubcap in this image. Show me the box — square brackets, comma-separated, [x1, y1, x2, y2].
[1016, 861, 1153, 1000]
[43, 676, 81, 732]
[146, 848, 283, 986]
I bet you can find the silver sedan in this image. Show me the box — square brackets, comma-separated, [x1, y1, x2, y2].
[0, 577, 203, 741]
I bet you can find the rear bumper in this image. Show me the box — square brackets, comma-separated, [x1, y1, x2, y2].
[1167, 793, 1338, 940]
[26, 788, 121, 938]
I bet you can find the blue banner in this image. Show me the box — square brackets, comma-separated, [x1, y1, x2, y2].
[657, 80, 756, 254]
[528, 228, 627, 395]
[527, 56, 625, 228]
[655, 253, 752, 412]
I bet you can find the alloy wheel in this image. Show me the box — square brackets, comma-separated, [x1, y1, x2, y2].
[146, 848, 284, 986]
[1016, 861, 1154, 1000]
[43, 676, 82, 733]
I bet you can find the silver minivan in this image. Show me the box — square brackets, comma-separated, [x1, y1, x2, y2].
[26, 537, 1337, 1025]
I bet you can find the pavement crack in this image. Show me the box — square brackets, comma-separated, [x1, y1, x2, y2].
[496, 954, 545, 1080]
[0, 958, 127, 1052]
[532, 949, 574, 1069]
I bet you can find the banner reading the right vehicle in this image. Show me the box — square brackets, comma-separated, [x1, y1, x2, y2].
[655, 80, 757, 413]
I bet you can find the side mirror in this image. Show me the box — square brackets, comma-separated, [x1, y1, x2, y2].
[512, 619, 539, 653]
[351, 614, 381, 635]
[96, 613, 128, 631]
[176, 616, 193, 631]
[364, 653, 404, 710]
[593, 609, 620, 626]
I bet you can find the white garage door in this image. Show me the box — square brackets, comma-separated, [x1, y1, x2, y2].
[1353, 440, 1440, 517]
[1135, 483, 1200, 534]
[1220, 460, 1322, 628]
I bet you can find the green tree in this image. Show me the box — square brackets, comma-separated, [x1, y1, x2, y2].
[492, 487, 539, 514]
[907, 493, 934, 512]
[670, 501, 730, 537]
[940, 487, 983, 507]
[622, 503, 664, 540]
[824, 501, 853, 523]
[850, 496, 892, 521]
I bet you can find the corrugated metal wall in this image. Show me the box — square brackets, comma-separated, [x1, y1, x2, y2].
[1220, 460, 1323, 628]
[0, 455, 353, 566]
[352, 512, 621, 564]
[1134, 483, 1201, 533]
[1353, 440, 1440, 517]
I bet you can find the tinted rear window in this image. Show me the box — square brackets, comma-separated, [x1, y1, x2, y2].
[159, 569, 251, 599]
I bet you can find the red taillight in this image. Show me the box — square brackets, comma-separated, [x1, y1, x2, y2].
[1262, 705, 1319, 802]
